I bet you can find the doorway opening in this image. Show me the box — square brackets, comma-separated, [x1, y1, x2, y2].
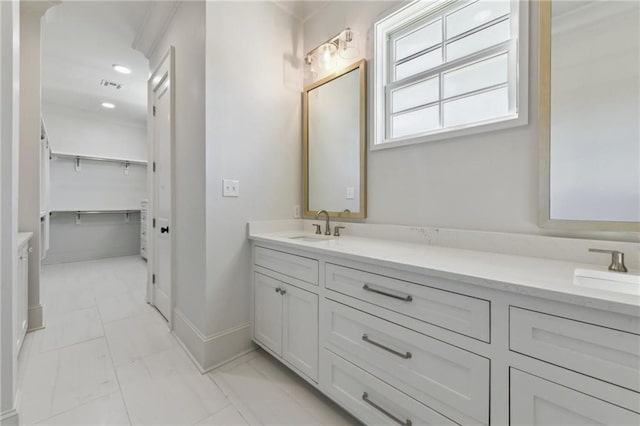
[17, 2, 175, 396]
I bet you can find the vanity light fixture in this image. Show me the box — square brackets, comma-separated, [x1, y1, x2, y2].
[304, 55, 318, 80]
[338, 28, 359, 59]
[101, 102, 115, 109]
[304, 27, 360, 73]
[112, 64, 132, 74]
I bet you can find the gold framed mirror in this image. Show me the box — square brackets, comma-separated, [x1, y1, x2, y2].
[538, 0, 640, 232]
[303, 59, 367, 219]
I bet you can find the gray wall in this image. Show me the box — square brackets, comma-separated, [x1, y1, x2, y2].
[303, 1, 635, 241]
[304, 1, 540, 233]
[204, 0, 302, 358]
[44, 212, 141, 264]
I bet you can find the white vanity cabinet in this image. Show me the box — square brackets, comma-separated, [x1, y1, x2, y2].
[250, 239, 640, 425]
[253, 247, 319, 382]
[16, 233, 32, 354]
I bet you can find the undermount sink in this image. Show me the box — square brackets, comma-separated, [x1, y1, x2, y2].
[288, 235, 334, 243]
[574, 268, 640, 296]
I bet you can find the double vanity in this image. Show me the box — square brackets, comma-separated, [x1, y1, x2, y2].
[248, 221, 639, 425]
[280, 2, 640, 423]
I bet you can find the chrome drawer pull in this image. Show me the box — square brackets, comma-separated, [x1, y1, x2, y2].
[362, 334, 412, 359]
[362, 284, 413, 302]
[362, 392, 412, 426]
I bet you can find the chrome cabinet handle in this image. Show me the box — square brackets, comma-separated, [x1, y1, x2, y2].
[362, 334, 412, 359]
[362, 392, 412, 426]
[363, 284, 413, 302]
[275, 287, 281, 294]
[280, 288, 286, 295]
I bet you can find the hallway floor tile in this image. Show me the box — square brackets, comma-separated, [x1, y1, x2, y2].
[17, 256, 356, 425]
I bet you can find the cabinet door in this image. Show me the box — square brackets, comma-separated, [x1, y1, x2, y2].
[254, 273, 283, 356]
[16, 246, 29, 352]
[510, 369, 640, 425]
[282, 283, 318, 381]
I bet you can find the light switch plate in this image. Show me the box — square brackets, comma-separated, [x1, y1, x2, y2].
[346, 187, 355, 200]
[293, 205, 301, 218]
[223, 179, 240, 197]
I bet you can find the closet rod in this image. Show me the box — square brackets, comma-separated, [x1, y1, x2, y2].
[51, 210, 141, 215]
[51, 152, 148, 166]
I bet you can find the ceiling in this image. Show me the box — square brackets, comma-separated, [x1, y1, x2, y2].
[40, 0, 326, 126]
[41, 1, 154, 125]
[273, 0, 329, 21]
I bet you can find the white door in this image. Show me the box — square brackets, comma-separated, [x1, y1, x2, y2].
[282, 283, 318, 381]
[150, 48, 174, 321]
[253, 273, 283, 355]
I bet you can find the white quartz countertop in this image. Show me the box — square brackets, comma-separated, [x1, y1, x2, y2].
[17, 232, 33, 248]
[249, 230, 640, 316]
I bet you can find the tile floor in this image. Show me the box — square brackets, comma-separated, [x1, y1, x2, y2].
[18, 256, 356, 426]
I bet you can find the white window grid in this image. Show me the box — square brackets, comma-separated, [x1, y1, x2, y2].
[374, 0, 528, 149]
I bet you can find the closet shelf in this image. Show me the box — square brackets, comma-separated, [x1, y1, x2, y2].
[51, 209, 141, 215]
[50, 152, 147, 166]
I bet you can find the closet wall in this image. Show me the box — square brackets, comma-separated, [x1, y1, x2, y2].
[42, 103, 147, 264]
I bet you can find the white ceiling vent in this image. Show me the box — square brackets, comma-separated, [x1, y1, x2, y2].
[100, 79, 122, 90]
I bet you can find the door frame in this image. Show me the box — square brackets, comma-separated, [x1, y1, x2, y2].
[147, 46, 175, 328]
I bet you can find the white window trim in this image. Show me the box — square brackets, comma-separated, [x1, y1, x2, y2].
[373, 0, 529, 151]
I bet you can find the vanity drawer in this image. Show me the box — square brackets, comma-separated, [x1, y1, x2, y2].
[510, 369, 640, 425]
[510, 307, 640, 392]
[321, 349, 458, 426]
[254, 246, 318, 285]
[324, 300, 489, 425]
[325, 263, 490, 341]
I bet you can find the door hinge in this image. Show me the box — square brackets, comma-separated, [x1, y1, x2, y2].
[152, 218, 156, 228]
[152, 106, 156, 116]
[153, 161, 156, 172]
[152, 274, 156, 284]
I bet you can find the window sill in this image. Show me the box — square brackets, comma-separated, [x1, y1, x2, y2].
[371, 113, 528, 151]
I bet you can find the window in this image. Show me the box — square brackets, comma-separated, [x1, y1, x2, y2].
[373, 0, 528, 149]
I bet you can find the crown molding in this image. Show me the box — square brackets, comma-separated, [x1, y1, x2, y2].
[131, 1, 180, 59]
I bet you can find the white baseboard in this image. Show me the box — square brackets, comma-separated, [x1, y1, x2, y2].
[173, 309, 255, 373]
[0, 408, 19, 426]
[27, 303, 43, 331]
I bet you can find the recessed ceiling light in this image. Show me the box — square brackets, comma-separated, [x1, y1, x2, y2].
[101, 102, 115, 109]
[112, 64, 132, 75]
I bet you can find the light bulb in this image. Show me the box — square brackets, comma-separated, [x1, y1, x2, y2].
[317, 43, 337, 71]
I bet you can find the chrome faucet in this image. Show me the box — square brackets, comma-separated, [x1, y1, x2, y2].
[314, 210, 331, 236]
[589, 248, 628, 273]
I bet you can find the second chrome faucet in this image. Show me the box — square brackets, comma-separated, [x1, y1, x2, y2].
[313, 210, 346, 237]
[314, 210, 331, 235]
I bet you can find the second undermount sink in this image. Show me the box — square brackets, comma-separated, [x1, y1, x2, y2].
[574, 268, 640, 296]
[288, 235, 334, 243]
